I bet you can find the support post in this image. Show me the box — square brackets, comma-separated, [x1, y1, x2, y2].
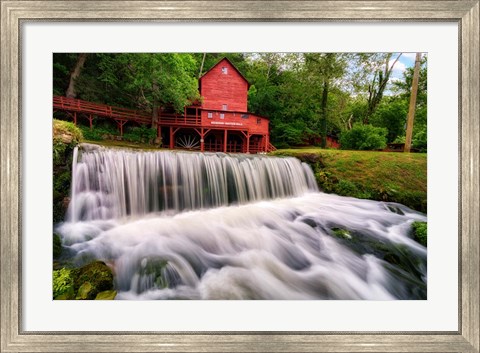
[89, 115, 93, 129]
[200, 128, 205, 152]
[169, 126, 174, 149]
[73, 112, 77, 125]
[246, 133, 250, 154]
[116, 120, 127, 136]
[224, 129, 228, 153]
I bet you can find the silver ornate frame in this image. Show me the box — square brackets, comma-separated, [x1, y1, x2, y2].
[1, 1, 478, 352]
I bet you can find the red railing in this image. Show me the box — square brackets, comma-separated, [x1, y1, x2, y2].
[158, 113, 201, 126]
[53, 96, 151, 124]
[267, 142, 277, 152]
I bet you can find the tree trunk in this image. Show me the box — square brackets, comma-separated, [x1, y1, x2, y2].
[66, 53, 88, 98]
[152, 82, 159, 129]
[320, 79, 329, 148]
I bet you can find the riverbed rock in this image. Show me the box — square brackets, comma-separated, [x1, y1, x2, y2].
[95, 290, 117, 300]
[74, 261, 114, 299]
[76, 282, 94, 299]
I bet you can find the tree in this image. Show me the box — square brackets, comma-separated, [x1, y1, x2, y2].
[365, 53, 402, 122]
[65, 53, 88, 98]
[370, 97, 408, 143]
[393, 54, 428, 151]
[304, 53, 347, 147]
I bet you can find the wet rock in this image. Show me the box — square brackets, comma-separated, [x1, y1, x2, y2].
[299, 217, 317, 228]
[74, 261, 114, 298]
[331, 227, 352, 239]
[387, 204, 405, 215]
[76, 282, 94, 299]
[95, 290, 117, 300]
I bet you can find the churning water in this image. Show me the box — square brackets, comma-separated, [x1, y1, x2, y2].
[56, 146, 427, 300]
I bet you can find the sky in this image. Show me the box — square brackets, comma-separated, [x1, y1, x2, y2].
[390, 52, 423, 82]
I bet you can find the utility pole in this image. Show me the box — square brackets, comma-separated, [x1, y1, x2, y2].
[199, 53, 207, 78]
[404, 53, 422, 152]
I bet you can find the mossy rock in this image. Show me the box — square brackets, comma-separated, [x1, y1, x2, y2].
[95, 290, 117, 300]
[76, 282, 94, 300]
[139, 257, 181, 289]
[411, 221, 427, 247]
[331, 227, 352, 239]
[73, 261, 114, 299]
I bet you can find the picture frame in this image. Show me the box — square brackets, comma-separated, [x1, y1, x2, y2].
[1, 1, 478, 352]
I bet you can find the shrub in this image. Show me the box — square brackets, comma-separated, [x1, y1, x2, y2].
[79, 124, 118, 141]
[53, 119, 83, 164]
[123, 125, 157, 143]
[53, 119, 83, 143]
[412, 128, 427, 153]
[339, 124, 387, 150]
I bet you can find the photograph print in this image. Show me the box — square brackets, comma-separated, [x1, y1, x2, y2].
[52, 52, 427, 300]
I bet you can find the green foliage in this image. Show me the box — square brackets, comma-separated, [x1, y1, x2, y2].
[339, 124, 387, 150]
[53, 233, 62, 259]
[271, 120, 315, 147]
[412, 221, 427, 246]
[371, 98, 408, 143]
[412, 126, 427, 152]
[53, 141, 67, 165]
[53, 119, 83, 143]
[53, 119, 82, 223]
[123, 126, 157, 143]
[53, 261, 116, 300]
[53, 268, 75, 299]
[79, 124, 118, 141]
[53, 119, 83, 164]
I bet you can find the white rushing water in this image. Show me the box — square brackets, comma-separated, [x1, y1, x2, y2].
[56, 147, 427, 300]
[67, 146, 318, 221]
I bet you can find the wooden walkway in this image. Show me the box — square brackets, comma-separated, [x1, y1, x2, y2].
[53, 96, 152, 134]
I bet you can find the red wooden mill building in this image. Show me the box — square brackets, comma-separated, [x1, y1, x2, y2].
[53, 58, 274, 153]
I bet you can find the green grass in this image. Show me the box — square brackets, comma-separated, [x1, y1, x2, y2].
[272, 148, 427, 213]
[83, 139, 164, 151]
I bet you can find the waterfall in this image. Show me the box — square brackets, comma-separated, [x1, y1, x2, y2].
[67, 146, 318, 222]
[57, 146, 427, 300]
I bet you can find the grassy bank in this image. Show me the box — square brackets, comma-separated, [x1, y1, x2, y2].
[271, 148, 427, 213]
[83, 139, 163, 151]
